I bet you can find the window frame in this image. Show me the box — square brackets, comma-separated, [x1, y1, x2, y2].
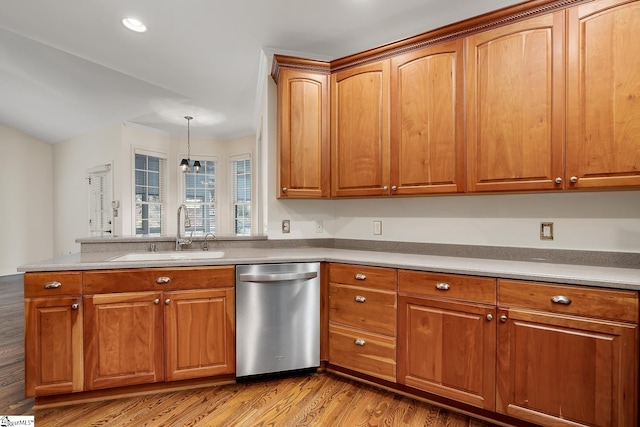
[132, 148, 168, 236]
[178, 155, 219, 237]
[229, 153, 252, 236]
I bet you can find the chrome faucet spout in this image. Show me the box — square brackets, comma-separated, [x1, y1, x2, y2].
[203, 233, 216, 251]
[176, 204, 193, 251]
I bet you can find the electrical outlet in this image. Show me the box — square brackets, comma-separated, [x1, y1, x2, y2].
[373, 220, 382, 235]
[282, 219, 290, 234]
[540, 222, 553, 240]
[315, 220, 323, 233]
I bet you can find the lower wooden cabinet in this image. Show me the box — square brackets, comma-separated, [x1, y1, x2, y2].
[497, 279, 639, 427]
[328, 263, 397, 381]
[24, 272, 84, 397]
[84, 291, 164, 390]
[397, 271, 497, 410]
[24, 296, 84, 397]
[164, 288, 235, 381]
[83, 266, 236, 391]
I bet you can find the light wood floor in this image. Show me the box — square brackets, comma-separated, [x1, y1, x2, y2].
[2, 275, 499, 426]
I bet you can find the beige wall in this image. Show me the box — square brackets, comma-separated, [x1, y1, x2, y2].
[0, 125, 53, 275]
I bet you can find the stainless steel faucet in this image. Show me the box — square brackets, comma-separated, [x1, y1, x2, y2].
[176, 204, 193, 251]
[203, 233, 216, 251]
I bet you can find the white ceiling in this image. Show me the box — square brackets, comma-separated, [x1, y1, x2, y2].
[0, 0, 523, 143]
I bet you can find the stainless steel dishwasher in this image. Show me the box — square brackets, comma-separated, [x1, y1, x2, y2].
[235, 262, 320, 380]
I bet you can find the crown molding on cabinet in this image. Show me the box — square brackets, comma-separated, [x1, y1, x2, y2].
[272, 0, 592, 77]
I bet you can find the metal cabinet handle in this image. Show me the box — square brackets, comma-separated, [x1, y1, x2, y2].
[165, 299, 171, 305]
[71, 303, 79, 310]
[555, 177, 563, 184]
[486, 314, 493, 321]
[282, 187, 287, 193]
[354, 295, 366, 303]
[391, 185, 397, 191]
[44, 281, 62, 289]
[551, 295, 572, 305]
[435, 282, 450, 291]
[570, 176, 578, 183]
[156, 277, 171, 284]
[153, 299, 160, 305]
[354, 338, 366, 346]
[383, 186, 388, 191]
[500, 315, 508, 322]
[354, 274, 366, 281]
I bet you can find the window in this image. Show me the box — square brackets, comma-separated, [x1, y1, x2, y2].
[230, 155, 251, 235]
[134, 150, 166, 235]
[88, 164, 112, 237]
[179, 158, 217, 236]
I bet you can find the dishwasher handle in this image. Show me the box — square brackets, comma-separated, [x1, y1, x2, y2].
[239, 271, 318, 282]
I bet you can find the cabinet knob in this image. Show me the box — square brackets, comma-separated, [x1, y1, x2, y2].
[391, 185, 397, 191]
[44, 281, 62, 289]
[354, 273, 367, 281]
[551, 295, 572, 305]
[486, 313, 493, 321]
[282, 187, 287, 193]
[354, 295, 366, 303]
[165, 299, 171, 305]
[500, 315, 508, 322]
[555, 177, 563, 184]
[570, 176, 578, 183]
[354, 338, 366, 346]
[435, 282, 450, 291]
[153, 298, 160, 305]
[156, 277, 171, 284]
[383, 186, 388, 191]
[71, 303, 79, 310]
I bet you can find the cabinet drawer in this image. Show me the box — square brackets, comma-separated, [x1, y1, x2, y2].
[398, 270, 496, 305]
[329, 324, 396, 382]
[24, 271, 82, 298]
[498, 279, 639, 323]
[84, 266, 235, 294]
[329, 263, 396, 291]
[329, 283, 396, 336]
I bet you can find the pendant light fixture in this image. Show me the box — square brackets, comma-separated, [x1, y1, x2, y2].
[180, 116, 201, 173]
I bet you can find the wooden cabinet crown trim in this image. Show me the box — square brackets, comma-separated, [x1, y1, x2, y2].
[273, 0, 589, 75]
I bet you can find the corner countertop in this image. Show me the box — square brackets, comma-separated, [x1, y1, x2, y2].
[17, 247, 640, 291]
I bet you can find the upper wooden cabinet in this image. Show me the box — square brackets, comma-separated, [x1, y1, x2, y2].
[566, 0, 640, 189]
[274, 57, 330, 198]
[390, 39, 465, 195]
[331, 60, 390, 197]
[466, 12, 565, 192]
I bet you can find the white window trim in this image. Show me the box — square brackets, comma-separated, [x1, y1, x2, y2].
[229, 153, 253, 236]
[132, 148, 168, 236]
[178, 154, 219, 237]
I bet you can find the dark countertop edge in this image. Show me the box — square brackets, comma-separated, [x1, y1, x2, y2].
[16, 248, 640, 292]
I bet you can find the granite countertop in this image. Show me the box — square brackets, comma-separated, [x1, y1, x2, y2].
[17, 247, 640, 291]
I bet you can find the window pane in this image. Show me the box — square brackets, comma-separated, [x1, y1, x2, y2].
[180, 159, 216, 236]
[135, 153, 165, 235]
[135, 154, 146, 170]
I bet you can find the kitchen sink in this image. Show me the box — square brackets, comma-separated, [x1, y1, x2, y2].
[108, 251, 225, 262]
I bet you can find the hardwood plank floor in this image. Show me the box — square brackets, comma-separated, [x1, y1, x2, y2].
[2, 274, 499, 426]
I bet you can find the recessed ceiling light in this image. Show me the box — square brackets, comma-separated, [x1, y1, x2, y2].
[122, 18, 147, 33]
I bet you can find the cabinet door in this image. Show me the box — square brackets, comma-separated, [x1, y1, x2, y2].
[277, 68, 330, 198]
[331, 60, 390, 197]
[164, 288, 235, 381]
[24, 297, 83, 397]
[84, 291, 163, 390]
[497, 308, 638, 427]
[398, 295, 496, 410]
[390, 40, 465, 195]
[466, 12, 565, 192]
[566, 0, 640, 189]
